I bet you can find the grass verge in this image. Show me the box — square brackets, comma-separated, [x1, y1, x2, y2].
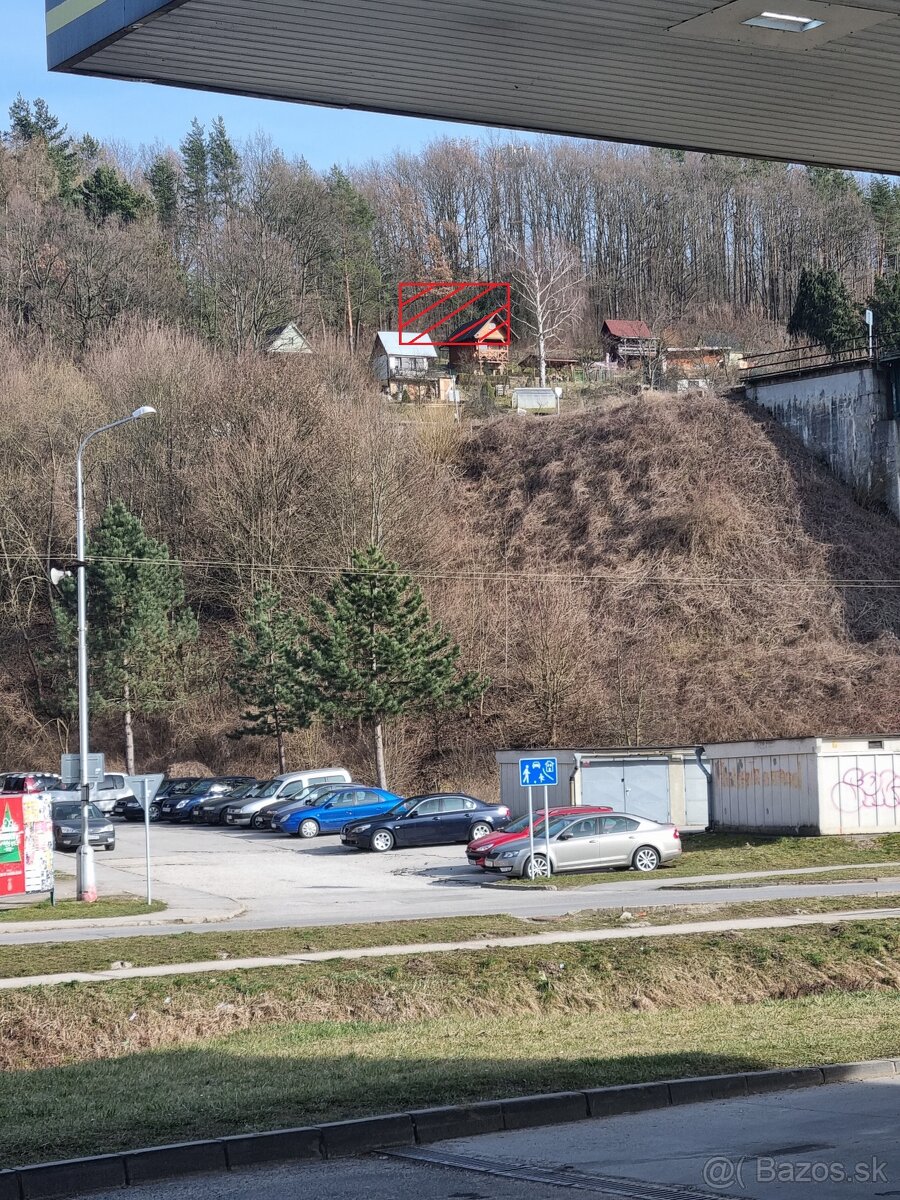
[0, 896, 165, 923]
[3, 894, 900, 980]
[666, 870, 900, 890]
[497, 832, 900, 888]
[4, 919, 900, 1166]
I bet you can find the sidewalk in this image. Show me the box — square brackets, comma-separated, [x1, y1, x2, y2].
[4, 903, 900, 990]
[0, 857, 243, 934]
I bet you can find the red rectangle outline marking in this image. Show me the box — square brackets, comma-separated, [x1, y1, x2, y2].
[398, 282, 511, 346]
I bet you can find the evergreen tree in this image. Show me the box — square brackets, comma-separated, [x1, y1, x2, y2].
[7, 94, 78, 198]
[805, 166, 860, 201]
[179, 118, 210, 228]
[229, 586, 312, 773]
[787, 266, 863, 353]
[145, 154, 180, 233]
[868, 272, 900, 345]
[208, 116, 242, 218]
[303, 546, 485, 788]
[867, 177, 900, 273]
[51, 503, 197, 773]
[324, 167, 381, 351]
[78, 165, 149, 224]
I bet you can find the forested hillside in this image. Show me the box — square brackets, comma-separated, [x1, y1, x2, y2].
[0, 98, 898, 788]
[2, 96, 899, 356]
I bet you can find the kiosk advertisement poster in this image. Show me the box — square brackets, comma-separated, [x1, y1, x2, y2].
[0, 794, 54, 898]
[0, 795, 26, 896]
[23, 793, 54, 894]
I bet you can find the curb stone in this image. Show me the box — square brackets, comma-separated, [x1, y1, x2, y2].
[4, 1058, 896, 1197]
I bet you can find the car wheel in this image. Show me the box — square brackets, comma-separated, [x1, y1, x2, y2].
[148, 805, 161, 823]
[250, 812, 265, 830]
[370, 829, 395, 853]
[469, 822, 492, 840]
[217, 811, 229, 825]
[299, 818, 320, 839]
[524, 853, 551, 880]
[633, 845, 661, 873]
[104, 844, 115, 852]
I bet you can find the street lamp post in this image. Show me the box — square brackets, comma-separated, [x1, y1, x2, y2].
[75, 406, 157, 902]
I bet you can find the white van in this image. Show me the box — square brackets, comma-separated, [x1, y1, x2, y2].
[223, 767, 351, 827]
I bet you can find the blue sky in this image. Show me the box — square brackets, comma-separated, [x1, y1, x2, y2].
[3, 2, 521, 168]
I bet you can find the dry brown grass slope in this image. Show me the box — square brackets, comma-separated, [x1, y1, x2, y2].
[461, 391, 900, 747]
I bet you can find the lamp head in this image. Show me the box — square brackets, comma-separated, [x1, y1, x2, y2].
[130, 405, 157, 420]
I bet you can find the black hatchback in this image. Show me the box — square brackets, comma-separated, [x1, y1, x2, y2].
[341, 793, 511, 853]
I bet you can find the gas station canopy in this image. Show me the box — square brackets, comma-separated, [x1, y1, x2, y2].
[47, 0, 900, 172]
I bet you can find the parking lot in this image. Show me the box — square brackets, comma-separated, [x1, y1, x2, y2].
[91, 816, 518, 927]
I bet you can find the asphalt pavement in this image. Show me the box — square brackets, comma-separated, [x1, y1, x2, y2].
[64, 1078, 900, 1199]
[3, 821, 899, 944]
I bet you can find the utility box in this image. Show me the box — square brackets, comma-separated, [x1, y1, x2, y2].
[704, 736, 900, 835]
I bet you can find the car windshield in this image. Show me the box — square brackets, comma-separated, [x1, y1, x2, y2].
[53, 803, 104, 821]
[186, 779, 218, 795]
[253, 780, 281, 798]
[226, 783, 258, 801]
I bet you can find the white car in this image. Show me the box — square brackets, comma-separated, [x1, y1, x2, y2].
[483, 812, 681, 878]
[224, 768, 351, 827]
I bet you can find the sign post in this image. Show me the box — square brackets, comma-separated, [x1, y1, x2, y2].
[518, 757, 558, 878]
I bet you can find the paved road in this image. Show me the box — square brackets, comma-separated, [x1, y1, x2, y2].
[3, 821, 898, 944]
[67, 1079, 900, 1199]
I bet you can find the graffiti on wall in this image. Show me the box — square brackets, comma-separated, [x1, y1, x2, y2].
[713, 761, 802, 791]
[832, 768, 900, 813]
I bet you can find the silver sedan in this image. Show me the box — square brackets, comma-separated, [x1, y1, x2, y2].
[483, 812, 681, 878]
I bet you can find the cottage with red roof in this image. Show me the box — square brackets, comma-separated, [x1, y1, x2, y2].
[601, 318, 660, 369]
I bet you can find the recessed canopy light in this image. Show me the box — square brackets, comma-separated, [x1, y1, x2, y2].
[743, 10, 825, 31]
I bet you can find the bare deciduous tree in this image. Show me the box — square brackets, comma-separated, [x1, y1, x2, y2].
[505, 237, 585, 386]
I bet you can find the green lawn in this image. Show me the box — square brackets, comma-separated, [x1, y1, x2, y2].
[5, 918, 900, 1166]
[3, 894, 899, 980]
[0, 896, 165, 922]
[668, 869, 900, 891]
[500, 831, 900, 888]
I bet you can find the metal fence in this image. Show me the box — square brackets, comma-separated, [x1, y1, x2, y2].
[742, 332, 900, 382]
[740, 337, 873, 382]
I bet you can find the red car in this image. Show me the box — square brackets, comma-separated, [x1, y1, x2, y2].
[466, 804, 613, 868]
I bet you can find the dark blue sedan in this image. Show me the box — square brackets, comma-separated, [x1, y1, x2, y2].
[274, 786, 401, 838]
[340, 793, 511, 852]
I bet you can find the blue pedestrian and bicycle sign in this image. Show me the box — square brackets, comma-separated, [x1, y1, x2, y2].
[519, 757, 558, 788]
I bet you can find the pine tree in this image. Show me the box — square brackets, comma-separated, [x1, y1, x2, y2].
[7, 94, 79, 198]
[208, 116, 242, 218]
[787, 266, 863, 353]
[324, 167, 381, 351]
[78, 165, 149, 224]
[868, 272, 900, 345]
[50, 503, 197, 773]
[229, 587, 312, 773]
[303, 546, 485, 788]
[179, 118, 210, 229]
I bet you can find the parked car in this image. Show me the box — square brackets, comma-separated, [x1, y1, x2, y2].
[51, 800, 116, 852]
[466, 805, 613, 868]
[223, 768, 352, 827]
[254, 781, 363, 831]
[275, 785, 400, 838]
[341, 793, 511, 852]
[1, 771, 63, 794]
[116, 777, 199, 823]
[92, 772, 136, 815]
[161, 777, 255, 822]
[193, 781, 262, 825]
[482, 812, 681, 878]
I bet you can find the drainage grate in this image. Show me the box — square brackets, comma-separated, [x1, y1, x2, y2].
[386, 1147, 749, 1200]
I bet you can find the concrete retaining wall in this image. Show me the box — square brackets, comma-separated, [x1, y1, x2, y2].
[746, 366, 900, 521]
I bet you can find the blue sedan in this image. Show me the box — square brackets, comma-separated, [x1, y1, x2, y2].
[274, 786, 401, 838]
